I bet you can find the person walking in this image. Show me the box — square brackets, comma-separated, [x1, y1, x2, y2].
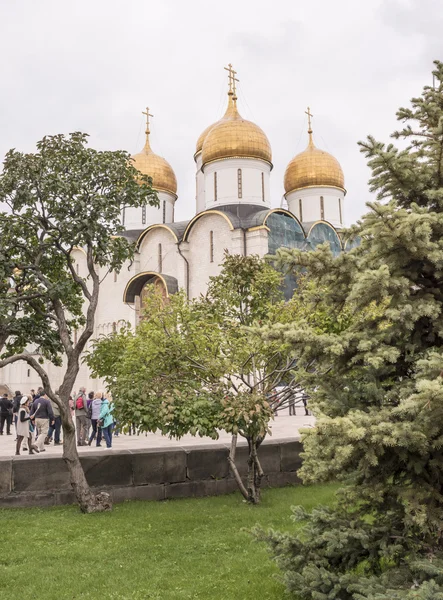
[288, 393, 296, 416]
[16, 396, 39, 455]
[88, 391, 103, 447]
[75, 387, 89, 446]
[12, 390, 22, 434]
[99, 393, 114, 449]
[30, 391, 54, 452]
[0, 393, 13, 435]
[46, 394, 62, 446]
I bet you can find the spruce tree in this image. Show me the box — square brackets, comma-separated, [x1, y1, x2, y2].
[257, 61, 443, 598]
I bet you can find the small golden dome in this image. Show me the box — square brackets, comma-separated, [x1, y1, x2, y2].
[284, 133, 344, 194]
[132, 112, 177, 196]
[201, 93, 272, 167]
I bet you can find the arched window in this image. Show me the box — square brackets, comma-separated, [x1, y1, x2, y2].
[261, 173, 265, 201]
[299, 198, 303, 222]
[158, 243, 162, 272]
[339, 198, 342, 224]
[237, 169, 242, 198]
[214, 172, 218, 201]
[320, 196, 325, 220]
[162, 200, 166, 224]
[142, 205, 146, 224]
[210, 231, 214, 263]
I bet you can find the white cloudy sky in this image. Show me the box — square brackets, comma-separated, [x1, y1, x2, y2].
[1, 0, 442, 225]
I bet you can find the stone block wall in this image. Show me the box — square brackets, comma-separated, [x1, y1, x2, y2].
[0, 438, 303, 508]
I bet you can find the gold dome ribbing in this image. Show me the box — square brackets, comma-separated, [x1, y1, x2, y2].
[284, 131, 344, 194]
[132, 110, 177, 196]
[201, 92, 272, 167]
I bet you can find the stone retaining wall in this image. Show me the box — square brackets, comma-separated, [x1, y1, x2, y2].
[0, 438, 303, 508]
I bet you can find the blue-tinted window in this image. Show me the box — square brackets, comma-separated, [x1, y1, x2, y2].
[307, 222, 342, 256]
[267, 212, 306, 300]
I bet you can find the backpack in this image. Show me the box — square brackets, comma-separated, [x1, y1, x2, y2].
[75, 395, 85, 410]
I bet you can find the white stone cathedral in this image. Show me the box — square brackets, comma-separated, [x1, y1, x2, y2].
[0, 67, 348, 395]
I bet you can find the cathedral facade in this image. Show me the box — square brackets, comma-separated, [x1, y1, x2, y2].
[1, 67, 347, 394]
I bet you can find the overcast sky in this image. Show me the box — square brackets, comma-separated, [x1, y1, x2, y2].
[1, 0, 442, 226]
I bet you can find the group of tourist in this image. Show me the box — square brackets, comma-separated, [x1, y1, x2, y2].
[0, 387, 115, 456]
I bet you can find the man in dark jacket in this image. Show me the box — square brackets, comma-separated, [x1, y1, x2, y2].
[0, 393, 13, 435]
[30, 392, 54, 452]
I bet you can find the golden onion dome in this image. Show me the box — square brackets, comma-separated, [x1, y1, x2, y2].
[195, 122, 216, 158]
[201, 92, 272, 168]
[284, 130, 344, 194]
[132, 115, 177, 196]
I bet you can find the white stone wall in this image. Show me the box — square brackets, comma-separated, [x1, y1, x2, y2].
[138, 227, 182, 285]
[123, 190, 176, 230]
[186, 212, 235, 299]
[203, 158, 271, 209]
[246, 228, 270, 257]
[286, 186, 345, 229]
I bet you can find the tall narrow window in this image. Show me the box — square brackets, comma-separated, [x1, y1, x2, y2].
[237, 169, 242, 198]
[114, 271, 117, 283]
[214, 172, 218, 201]
[210, 231, 214, 263]
[27, 369, 30, 378]
[142, 205, 146, 224]
[261, 172, 265, 201]
[158, 243, 162, 272]
[320, 196, 325, 220]
[74, 329, 78, 345]
[338, 198, 342, 224]
[112, 322, 117, 334]
[299, 198, 303, 222]
[162, 200, 166, 224]
[75, 263, 79, 275]
[122, 207, 125, 226]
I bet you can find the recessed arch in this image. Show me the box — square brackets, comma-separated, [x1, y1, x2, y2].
[307, 220, 343, 254]
[136, 224, 179, 249]
[123, 271, 178, 304]
[183, 209, 235, 242]
[262, 208, 306, 236]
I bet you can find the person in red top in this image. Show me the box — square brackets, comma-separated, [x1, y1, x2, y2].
[75, 387, 89, 446]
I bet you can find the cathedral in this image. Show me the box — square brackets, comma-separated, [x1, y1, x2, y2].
[1, 65, 348, 394]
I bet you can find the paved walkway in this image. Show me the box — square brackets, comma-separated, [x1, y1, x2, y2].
[0, 408, 315, 458]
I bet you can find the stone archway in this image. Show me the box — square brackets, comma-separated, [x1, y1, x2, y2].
[0, 384, 12, 397]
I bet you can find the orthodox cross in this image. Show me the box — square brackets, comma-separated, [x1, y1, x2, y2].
[142, 107, 153, 134]
[224, 63, 239, 96]
[305, 106, 313, 132]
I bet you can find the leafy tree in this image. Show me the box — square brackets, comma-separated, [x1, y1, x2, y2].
[89, 254, 314, 504]
[257, 61, 443, 598]
[0, 132, 157, 512]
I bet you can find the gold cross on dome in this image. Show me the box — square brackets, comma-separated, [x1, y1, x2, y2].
[224, 63, 239, 96]
[142, 107, 153, 133]
[305, 106, 313, 132]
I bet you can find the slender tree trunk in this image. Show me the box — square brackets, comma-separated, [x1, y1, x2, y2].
[56, 360, 112, 513]
[58, 402, 111, 513]
[228, 433, 249, 500]
[246, 437, 262, 504]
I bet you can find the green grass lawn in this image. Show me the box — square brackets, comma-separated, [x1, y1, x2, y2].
[0, 484, 336, 600]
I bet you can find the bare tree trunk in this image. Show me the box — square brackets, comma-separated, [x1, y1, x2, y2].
[246, 437, 262, 504]
[58, 401, 111, 513]
[227, 433, 248, 500]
